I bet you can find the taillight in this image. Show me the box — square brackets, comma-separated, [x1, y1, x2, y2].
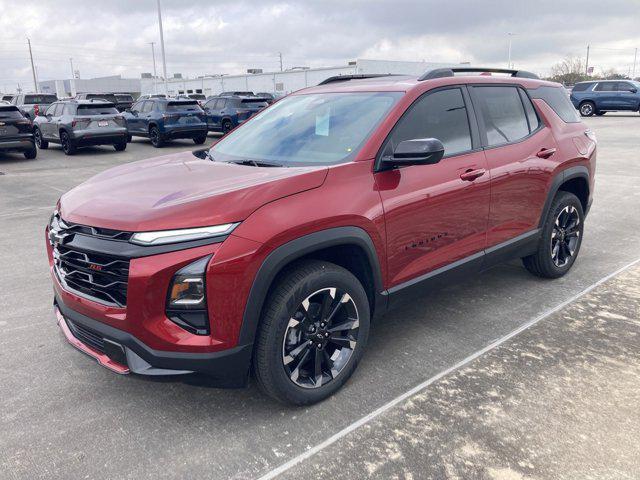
[34, 104, 39, 116]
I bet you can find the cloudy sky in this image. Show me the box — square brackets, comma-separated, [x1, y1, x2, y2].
[1, 0, 639, 92]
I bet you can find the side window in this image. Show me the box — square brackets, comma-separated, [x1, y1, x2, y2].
[529, 86, 580, 123]
[63, 104, 75, 115]
[518, 89, 540, 132]
[203, 99, 215, 109]
[474, 86, 529, 146]
[215, 98, 227, 109]
[45, 103, 58, 116]
[617, 82, 635, 92]
[594, 82, 615, 92]
[386, 88, 472, 157]
[130, 102, 142, 112]
[142, 101, 154, 113]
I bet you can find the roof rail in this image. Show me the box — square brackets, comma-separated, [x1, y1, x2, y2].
[318, 74, 399, 86]
[418, 67, 539, 81]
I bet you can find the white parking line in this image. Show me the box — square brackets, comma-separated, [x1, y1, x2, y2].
[256, 257, 640, 480]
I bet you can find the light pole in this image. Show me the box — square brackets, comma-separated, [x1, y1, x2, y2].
[507, 33, 516, 69]
[149, 42, 158, 93]
[156, 0, 169, 95]
[633, 47, 638, 79]
[27, 38, 38, 93]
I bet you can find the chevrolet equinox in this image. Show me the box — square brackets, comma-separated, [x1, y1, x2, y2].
[47, 68, 596, 405]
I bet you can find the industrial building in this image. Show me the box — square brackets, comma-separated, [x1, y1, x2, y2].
[38, 75, 141, 98]
[140, 59, 459, 97]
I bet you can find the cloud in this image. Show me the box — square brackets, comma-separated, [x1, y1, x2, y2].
[0, 0, 638, 92]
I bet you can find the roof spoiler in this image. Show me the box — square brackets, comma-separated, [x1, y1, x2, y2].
[318, 74, 399, 85]
[418, 67, 539, 81]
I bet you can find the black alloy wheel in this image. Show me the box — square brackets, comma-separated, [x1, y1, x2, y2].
[550, 205, 581, 268]
[282, 287, 360, 389]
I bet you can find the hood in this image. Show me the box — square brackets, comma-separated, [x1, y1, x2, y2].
[60, 151, 328, 232]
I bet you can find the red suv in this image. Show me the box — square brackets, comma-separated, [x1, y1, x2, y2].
[47, 68, 596, 405]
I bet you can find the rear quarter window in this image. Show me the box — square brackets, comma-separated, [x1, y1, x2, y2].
[529, 86, 580, 123]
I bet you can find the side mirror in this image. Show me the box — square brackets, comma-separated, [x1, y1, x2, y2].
[130, 110, 138, 116]
[381, 138, 445, 170]
[630, 88, 637, 93]
[192, 147, 209, 159]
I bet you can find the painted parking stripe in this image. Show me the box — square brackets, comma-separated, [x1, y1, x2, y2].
[256, 257, 640, 480]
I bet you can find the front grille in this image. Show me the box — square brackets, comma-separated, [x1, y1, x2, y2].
[67, 319, 105, 354]
[50, 214, 131, 308]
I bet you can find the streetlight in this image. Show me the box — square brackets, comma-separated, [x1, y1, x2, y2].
[156, 0, 169, 95]
[507, 33, 517, 69]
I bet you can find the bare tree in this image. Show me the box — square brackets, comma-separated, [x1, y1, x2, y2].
[547, 55, 590, 84]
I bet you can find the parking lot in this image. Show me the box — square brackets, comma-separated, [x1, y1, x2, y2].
[1, 114, 639, 479]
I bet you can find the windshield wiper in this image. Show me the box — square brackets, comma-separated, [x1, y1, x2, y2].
[225, 159, 284, 168]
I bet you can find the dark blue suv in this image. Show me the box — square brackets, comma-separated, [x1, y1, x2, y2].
[570, 80, 640, 117]
[202, 95, 268, 134]
[123, 99, 208, 147]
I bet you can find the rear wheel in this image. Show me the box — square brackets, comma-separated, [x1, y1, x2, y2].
[149, 126, 164, 147]
[222, 119, 233, 134]
[23, 146, 37, 159]
[253, 260, 370, 405]
[114, 141, 127, 151]
[126, 134, 132, 142]
[522, 191, 584, 278]
[34, 127, 48, 149]
[60, 131, 76, 155]
[193, 135, 207, 145]
[579, 101, 595, 117]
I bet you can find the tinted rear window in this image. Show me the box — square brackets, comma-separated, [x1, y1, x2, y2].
[572, 83, 593, 92]
[0, 106, 23, 118]
[529, 86, 580, 123]
[115, 95, 134, 102]
[240, 99, 268, 108]
[165, 101, 203, 112]
[77, 104, 119, 115]
[86, 94, 118, 103]
[24, 94, 57, 104]
[474, 86, 530, 146]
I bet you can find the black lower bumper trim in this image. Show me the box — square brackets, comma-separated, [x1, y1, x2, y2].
[55, 295, 252, 387]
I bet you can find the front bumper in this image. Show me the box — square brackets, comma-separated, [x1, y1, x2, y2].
[55, 296, 252, 386]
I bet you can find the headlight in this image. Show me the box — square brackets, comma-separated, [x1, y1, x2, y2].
[166, 255, 212, 335]
[130, 223, 238, 246]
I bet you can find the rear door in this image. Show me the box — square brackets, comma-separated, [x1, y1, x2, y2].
[127, 101, 144, 132]
[592, 82, 617, 109]
[470, 85, 557, 247]
[376, 86, 491, 288]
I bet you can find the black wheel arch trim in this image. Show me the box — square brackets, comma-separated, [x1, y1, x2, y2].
[237, 226, 386, 346]
[538, 166, 590, 228]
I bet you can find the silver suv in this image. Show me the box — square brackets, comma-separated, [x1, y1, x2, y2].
[33, 99, 128, 155]
[11, 93, 58, 120]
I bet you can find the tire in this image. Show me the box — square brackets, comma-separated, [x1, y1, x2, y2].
[579, 101, 595, 117]
[149, 126, 164, 147]
[127, 134, 132, 142]
[253, 260, 371, 405]
[34, 127, 48, 149]
[193, 135, 207, 145]
[222, 119, 233, 134]
[23, 146, 37, 159]
[522, 191, 584, 279]
[60, 131, 76, 155]
[114, 141, 127, 151]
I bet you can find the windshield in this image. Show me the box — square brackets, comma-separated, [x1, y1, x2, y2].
[210, 92, 401, 166]
[115, 94, 133, 102]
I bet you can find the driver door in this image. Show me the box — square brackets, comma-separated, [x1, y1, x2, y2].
[40, 103, 58, 139]
[375, 86, 490, 289]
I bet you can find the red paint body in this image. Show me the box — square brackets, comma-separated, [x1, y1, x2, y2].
[48, 74, 596, 370]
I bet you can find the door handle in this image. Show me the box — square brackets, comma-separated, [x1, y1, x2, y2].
[536, 147, 556, 159]
[460, 168, 486, 182]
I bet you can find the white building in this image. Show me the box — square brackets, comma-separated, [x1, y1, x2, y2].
[140, 59, 459, 98]
[38, 75, 141, 98]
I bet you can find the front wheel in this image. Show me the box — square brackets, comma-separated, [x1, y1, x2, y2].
[23, 146, 37, 159]
[522, 191, 584, 278]
[253, 260, 370, 405]
[221, 119, 233, 134]
[34, 127, 48, 149]
[114, 141, 127, 151]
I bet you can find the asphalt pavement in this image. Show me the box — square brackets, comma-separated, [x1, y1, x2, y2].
[1, 115, 639, 480]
